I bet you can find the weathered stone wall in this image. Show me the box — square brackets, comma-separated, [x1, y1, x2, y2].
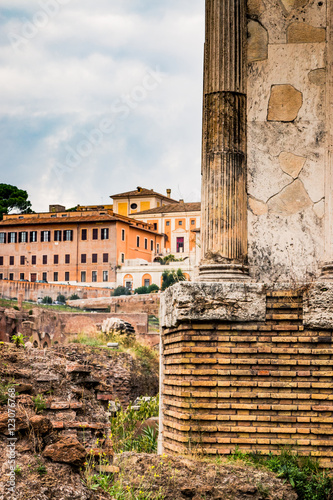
[68, 294, 160, 316]
[247, 0, 327, 281]
[160, 288, 333, 468]
[0, 280, 111, 302]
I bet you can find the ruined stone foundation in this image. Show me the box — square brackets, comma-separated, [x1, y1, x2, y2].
[159, 282, 333, 468]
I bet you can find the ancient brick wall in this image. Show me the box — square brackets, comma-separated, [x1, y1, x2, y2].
[161, 290, 333, 467]
[0, 280, 111, 302]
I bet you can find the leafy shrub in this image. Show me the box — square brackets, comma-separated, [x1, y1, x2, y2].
[13, 305, 19, 311]
[148, 284, 159, 293]
[112, 286, 131, 297]
[229, 446, 333, 500]
[56, 294, 66, 304]
[11, 333, 25, 347]
[69, 293, 80, 300]
[161, 269, 186, 291]
[110, 395, 159, 454]
[28, 310, 33, 315]
[42, 296, 52, 304]
[134, 286, 149, 295]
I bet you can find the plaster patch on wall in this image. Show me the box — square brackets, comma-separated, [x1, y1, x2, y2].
[267, 84, 303, 122]
[267, 179, 312, 215]
[299, 156, 325, 203]
[248, 20, 268, 63]
[248, 196, 268, 215]
[247, 0, 265, 16]
[279, 0, 309, 14]
[287, 22, 326, 43]
[278, 151, 306, 178]
[313, 199, 325, 219]
[308, 68, 326, 85]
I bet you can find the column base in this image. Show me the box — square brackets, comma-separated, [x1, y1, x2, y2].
[320, 263, 333, 278]
[199, 263, 250, 282]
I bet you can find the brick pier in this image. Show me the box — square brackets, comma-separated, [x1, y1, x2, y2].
[160, 288, 333, 467]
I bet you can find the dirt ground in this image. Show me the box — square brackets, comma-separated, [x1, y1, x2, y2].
[114, 452, 298, 500]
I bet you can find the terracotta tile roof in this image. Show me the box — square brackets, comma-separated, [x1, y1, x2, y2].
[110, 187, 178, 203]
[0, 212, 163, 236]
[135, 201, 201, 215]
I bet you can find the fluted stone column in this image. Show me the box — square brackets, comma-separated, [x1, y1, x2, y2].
[199, 0, 249, 281]
[321, 0, 333, 278]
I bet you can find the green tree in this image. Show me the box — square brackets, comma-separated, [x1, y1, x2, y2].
[0, 184, 33, 220]
[134, 286, 149, 295]
[148, 284, 159, 293]
[112, 286, 131, 297]
[161, 269, 186, 291]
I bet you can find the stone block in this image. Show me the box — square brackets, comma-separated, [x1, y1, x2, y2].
[248, 20, 268, 63]
[268, 179, 312, 216]
[278, 152, 306, 178]
[303, 283, 333, 329]
[287, 22, 326, 43]
[267, 84, 303, 122]
[160, 282, 266, 328]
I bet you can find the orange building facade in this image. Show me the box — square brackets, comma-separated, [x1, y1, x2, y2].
[0, 209, 164, 288]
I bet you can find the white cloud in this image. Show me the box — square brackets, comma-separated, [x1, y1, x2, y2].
[0, 0, 204, 211]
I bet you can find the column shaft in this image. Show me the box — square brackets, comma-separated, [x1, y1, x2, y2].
[200, 0, 248, 281]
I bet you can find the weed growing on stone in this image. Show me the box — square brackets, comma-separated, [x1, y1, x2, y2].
[110, 396, 159, 454]
[228, 446, 333, 500]
[32, 394, 46, 413]
[11, 333, 26, 347]
[0, 379, 17, 405]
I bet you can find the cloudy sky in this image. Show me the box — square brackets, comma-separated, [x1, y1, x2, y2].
[0, 0, 204, 212]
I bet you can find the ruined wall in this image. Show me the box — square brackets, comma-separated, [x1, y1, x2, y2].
[0, 280, 112, 302]
[247, 0, 327, 282]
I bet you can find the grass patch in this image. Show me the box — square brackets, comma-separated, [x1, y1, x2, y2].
[228, 446, 333, 500]
[0, 298, 82, 313]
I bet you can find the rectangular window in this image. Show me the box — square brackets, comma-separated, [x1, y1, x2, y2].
[191, 219, 195, 225]
[63, 230, 73, 241]
[0, 257, 3, 266]
[150, 240, 154, 251]
[121, 229, 125, 241]
[92, 271, 97, 282]
[9, 232, 17, 243]
[65, 254, 70, 264]
[157, 243, 160, 253]
[144, 238, 148, 250]
[154, 223, 157, 230]
[9, 273, 14, 281]
[20, 273, 25, 280]
[92, 254, 97, 263]
[81, 271, 86, 283]
[166, 221, 170, 226]
[101, 228, 109, 240]
[144, 279, 150, 287]
[177, 237, 184, 253]
[103, 271, 108, 282]
[65, 271, 70, 281]
[54, 230, 62, 242]
[0, 274, 3, 280]
[42, 272, 47, 282]
[0, 233, 6, 244]
[92, 228, 98, 240]
[41, 231, 51, 242]
[136, 236, 140, 247]
[103, 253, 108, 263]
[32, 255, 36, 265]
[19, 232, 28, 243]
[178, 221, 183, 226]
[54, 255, 59, 264]
[81, 254, 86, 264]
[30, 231, 37, 243]
[20, 256, 25, 265]
[43, 255, 47, 265]
[81, 229, 87, 241]
[9, 256, 14, 266]
[54, 272, 58, 282]
[121, 253, 125, 264]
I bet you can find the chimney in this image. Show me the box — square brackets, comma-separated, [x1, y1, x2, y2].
[137, 186, 142, 193]
[166, 189, 171, 198]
